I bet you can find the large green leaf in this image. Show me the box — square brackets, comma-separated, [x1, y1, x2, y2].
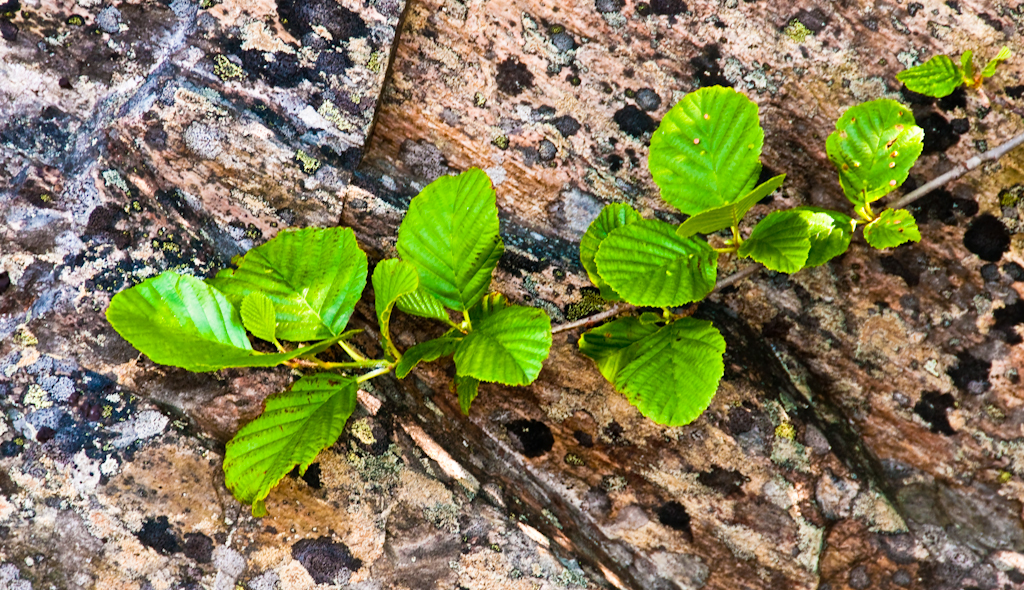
[241, 292, 277, 344]
[649, 86, 764, 215]
[863, 208, 921, 249]
[896, 55, 963, 98]
[106, 272, 344, 371]
[737, 211, 811, 274]
[396, 287, 450, 323]
[456, 375, 480, 415]
[223, 374, 357, 516]
[395, 333, 463, 378]
[207, 227, 368, 341]
[796, 207, 855, 267]
[677, 174, 786, 238]
[454, 305, 552, 385]
[614, 318, 726, 427]
[595, 218, 718, 307]
[578, 317, 660, 382]
[826, 99, 924, 208]
[372, 259, 420, 357]
[981, 46, 1011, 79]
[396, 168, 505, 311]
[579, 203, 642, 300]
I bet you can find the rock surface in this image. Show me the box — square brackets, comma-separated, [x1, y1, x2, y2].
[3, 0, 1024, 589]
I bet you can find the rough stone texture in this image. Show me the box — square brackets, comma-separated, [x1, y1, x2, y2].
[3, 0, 1024, 589]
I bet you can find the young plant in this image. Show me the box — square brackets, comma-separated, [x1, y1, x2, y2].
[105, 168, 552, 516]
[896, 46, 1012, 97]
[576, 86, 925, 426]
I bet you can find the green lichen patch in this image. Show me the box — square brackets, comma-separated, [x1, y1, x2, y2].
[295, 149, 321, 174]
[213, 55, 244, 80]
[783, 19, 812, 43]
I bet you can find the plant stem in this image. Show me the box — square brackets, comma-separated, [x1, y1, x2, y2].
[356, 365, 393, 384]
[338, 340, 367, 362]
[888, 129, 1024, 210]
[551, 303, 630, 334]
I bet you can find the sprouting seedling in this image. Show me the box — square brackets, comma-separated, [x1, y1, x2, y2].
[896, 46, 1012, 98]
[575, 87, 927, 428]
[105, 168, 552, 516]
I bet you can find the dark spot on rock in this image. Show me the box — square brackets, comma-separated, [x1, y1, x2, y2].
[1008, 569, 1024, 584]
[725, 405, 756, 434]
[289, 462, 322, 489]
[551, 115, 581, 137]
[919, 112, 960, 154]
[144, 124, 167, 149]
[137, 516, 181, 555]
[906, 185, 977, 225]
[900, 85, 936, 106]
[892, 569, 912, 587]
[496, 57, 534, 96]
[0, 271, 9, 295]
[314, 50, 353, 77]
[551, 31, 575, 52]
[793, 7, 829, 32]
[1003, 262, 1024, 282]
[862, 17, 878, 31]
[583, 486, 611, 516]
[755, 165, 780, 204]
[979, 12, 1004, 30]
[1006, 85, 1024, 99]
[963, 214, 1010, 262]
[907, 2, 924, 16]
[848, 565, 871, 590]
[595, 0, 623, 12]
[938, 87, 967, 112]
[277, 0, 367, 42]
[537, 139, 556, 161]
[690, 43, 731, 88]
[613, 105, 655, 138]
[0, 440, 22, 457]
[635, 88, 662, 111]
[657, 501, 692, 539]
[573, 430, 593, 447]
[239, 50, 305, 87]
[506, 419, 554, 458]
[980, 263, 1001, 282]
[182, 532, 213, 563]
[945, 1, 961, 14]
[635, 2, 650, 16]
[950, 117, 969, 134]
[993, 300, 1024, 345]
[697, 466, 747, 497]
[607, 153, 624, 172]
[650, 0, 686, 15]
[292, 536, 362, 584]
[320, 144, 362, 170]
[947, 351, 990, 395]
[879, 255, 920, 287]
[914, 391, 956, 435]
[0, 18, 18, 41]
[36, 426, 56, 443]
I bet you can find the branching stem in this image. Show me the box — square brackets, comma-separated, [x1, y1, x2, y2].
[338, 340, 368, 362]
[356, 365, 393, 384]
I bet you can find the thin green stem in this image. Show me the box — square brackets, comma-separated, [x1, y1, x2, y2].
[356, 365, 393, 384]
[730, 225, 743, 246]
[272, 338, 285, 353]
[338, 340, 367, 362]
[460, 312, 472, 332]
[314, 358, 388, 370]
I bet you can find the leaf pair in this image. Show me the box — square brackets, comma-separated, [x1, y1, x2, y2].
[106, 227, 369, 372]
[578, 317, 726, 426]
[738, 207, 855, 272]
[581, 204, 718, 307]
[896, 47, 1012, 98]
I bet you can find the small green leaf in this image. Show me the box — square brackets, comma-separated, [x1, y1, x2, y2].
[223, 374, 357, 516]
[468, 292, 509, 323]
[241, 292, 277, 344]
[795, 207, 855, 267]
[961, 50, 975, 82]
[677, 174, 786, 238]
[106, 272, 345, 371]
[595, 219, 718, 307]
[826, 99, 924, 208]
[396, 168, 505, 311]
[579, 203, 642, 300]
[456, 375, 480, 415]
[614, 318, 726, 427]
[454, 305, 552, 385]
[896, 55, 963, 98]
[578, 317, 659, 382]
[863, 208, 921, 249]
[372, 259, 420, 357]
[981, 46, 1011, 79]
[737, 211, 811, 273]
[395, 333, 463, 379]
[207, 227, 368, 341]
[638, 312, 663, 325]
[396, 287, 450, 323]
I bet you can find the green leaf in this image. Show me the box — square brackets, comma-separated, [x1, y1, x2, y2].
[638, 312, 663, 325]
[468, 292, 509, 323]
[826, 99, 924, 208]
[863, 208, 921, 249]
[396, 168, 505, 311]
[106, 272, 346, 371]
[896, 54, 963, 98]
[454, 305, 552, 385]
[456, 375, 480, 415]
[614, 318, 726, 427]
[737, 211, 811, 273]
[207, 227, 368, 341]
[579, 203, 642, 300]
[796, 207, 855, 267]
[677, 174, 786, 238]
[578, 317, 660, 382]
[396, 287, 450, 323]
[223, 374, 357, 516]
[596, 218, 718, 307]
[395, 333, 463, 379]
[981, 46, 1012, 79]
[241, 292, 277, 344]
[649, 86, 764, 215]
[372, 259, 420, 357]
[961, 50, 975, 82]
